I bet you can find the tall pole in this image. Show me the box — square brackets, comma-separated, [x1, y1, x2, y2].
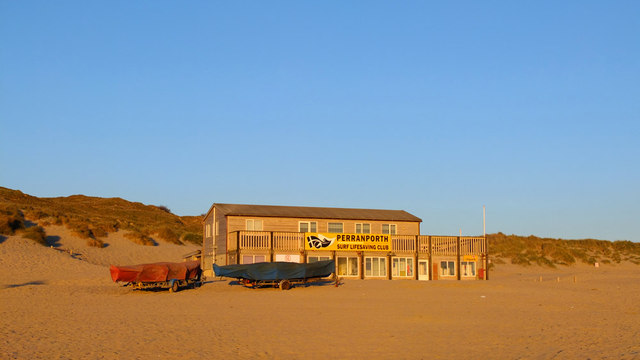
[483, 205, 486, 236]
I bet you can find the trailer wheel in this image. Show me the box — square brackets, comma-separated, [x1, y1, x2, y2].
[169, 279, 179, 293]
[279, 280, 291, 291]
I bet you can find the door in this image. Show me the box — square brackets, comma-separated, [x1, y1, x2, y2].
[418, 260, 429, 281]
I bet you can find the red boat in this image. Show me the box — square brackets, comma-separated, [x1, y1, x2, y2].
[110, 260, 201, 292]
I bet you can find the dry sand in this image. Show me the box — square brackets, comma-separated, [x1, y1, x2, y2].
[1, 229, 639, 359]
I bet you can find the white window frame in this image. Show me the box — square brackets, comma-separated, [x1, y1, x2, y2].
[298, 221, 317, 233]
[392, 257, 414, 277]
[365, 257, 386, 277]
[355, 223, 371, 234]
[246, 219, 263, 231]
[307, 256, 331, 263]
[440, 260, 456, 277]
[205, 224, 211, 237]
[461, 261, 476, 277]
[242, 254, 266, 264]
[328, 222, 344, 233]
[382, 224, 397, 235]
[337, 256, 358, 276]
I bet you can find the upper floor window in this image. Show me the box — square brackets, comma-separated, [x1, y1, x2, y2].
[299, 221, 317, 233]
[355, 223, 371, 234]
[246, 219, 263, 231]
[205, 224, 211, 237]
[382, 224, 397, 235]
[328, 222, 344, 233]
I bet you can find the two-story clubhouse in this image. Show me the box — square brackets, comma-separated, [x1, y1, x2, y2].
[202, 203, 488, 281]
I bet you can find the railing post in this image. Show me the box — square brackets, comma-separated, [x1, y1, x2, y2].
[456, 236, 461, 281]
[485, 235, 489, 280]
[269, 232, 274, 262]
[414, 235, 419, 280]
[236, 231, 241, 265]
[428, 236, 432, 281]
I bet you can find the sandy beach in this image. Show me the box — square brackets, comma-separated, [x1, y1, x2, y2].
[1, 231, 639, 360]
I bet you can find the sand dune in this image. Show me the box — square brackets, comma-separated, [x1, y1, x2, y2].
[1, 230, 639, 359]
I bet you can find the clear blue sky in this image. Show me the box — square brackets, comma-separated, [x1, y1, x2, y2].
[1, 1, 638, 241]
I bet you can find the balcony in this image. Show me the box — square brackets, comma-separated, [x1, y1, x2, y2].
[228, 231, 486, 255]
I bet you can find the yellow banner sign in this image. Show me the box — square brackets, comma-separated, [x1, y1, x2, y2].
[463, 255, 478, 262]
[305, 233, 391, 252]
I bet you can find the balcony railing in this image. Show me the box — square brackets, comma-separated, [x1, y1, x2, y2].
[231, 231, 487, 255]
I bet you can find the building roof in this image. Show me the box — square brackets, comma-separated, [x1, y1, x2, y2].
[212, 203, 422, 222]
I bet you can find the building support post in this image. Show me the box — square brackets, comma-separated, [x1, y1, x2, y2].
[428, 236, 433, 281]
[456, 236, 461, 281]
[485, 235, 489, 280]
[269, 232, 274, 263]
[414, 235, 419, 280]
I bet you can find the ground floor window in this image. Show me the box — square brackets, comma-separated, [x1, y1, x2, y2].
[337, 257, 358, 276]
[392, 257, 413, 277]
[275, 254, 301, 263]
[242, 255, 266, 264]
[461, 261, 476, 277]
[308, 256, 331, 263]
[365, 257, 386, 277]
[440, 260, 455, 276]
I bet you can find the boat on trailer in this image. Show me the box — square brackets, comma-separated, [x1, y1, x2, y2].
[213, 260, 335, 290]
[110, 260, 202, 292]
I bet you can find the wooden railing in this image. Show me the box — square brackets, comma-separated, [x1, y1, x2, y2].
[239, 231, 270, 249]
[232, 231, 486, 255]
[392, 235, 415, 252]
[431, 236, 458, 256]
[273, 232, 304, 251]
[460, 237, 486, 255]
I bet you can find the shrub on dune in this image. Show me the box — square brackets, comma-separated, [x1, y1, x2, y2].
[19, 226, 48, 246]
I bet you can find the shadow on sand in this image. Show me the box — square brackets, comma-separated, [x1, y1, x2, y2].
[0, 235, 6, 244]
[2, 280, 48, 289]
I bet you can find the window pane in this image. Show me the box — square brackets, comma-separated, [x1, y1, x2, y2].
[382, 224, 389, 234]
[242, 255, 253, 264]
[247, 220, 254, 231]
[399, 258, 406, 276]
[390, 224, 397, 235]
[356, 224, 362, 234]
[448, 261, 455, 276]
[407, 258, 413, 277]
[392, 258, 398, 276]
[328, 223, 343, 233]
[365, 258, 372, 276]
[299, 222, 309, 233]
[338, 258, 347, 275]
[255, 255, 266, 263]
[380, 258, 386, 276]
[255, 220, 263, 231]
[470, 262, 476, 276]
[310, 222, 317, 232]
[363, 224, 370, 234]
[372, 258, 380, 276]
[348, 258, 358, 276]
[308, 256, 318, 263]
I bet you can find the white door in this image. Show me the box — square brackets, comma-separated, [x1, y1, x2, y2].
[418, 260, 429, 281]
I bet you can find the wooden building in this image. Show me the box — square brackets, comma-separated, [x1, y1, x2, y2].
[201, 203, 488, 281]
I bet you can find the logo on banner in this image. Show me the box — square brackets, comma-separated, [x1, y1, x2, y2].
[306, 234, 336, 249]
[305, 232, 392, 251]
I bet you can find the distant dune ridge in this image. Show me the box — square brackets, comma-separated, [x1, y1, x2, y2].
[0, 186, 203, 249]
[2, 186, 639, 268]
